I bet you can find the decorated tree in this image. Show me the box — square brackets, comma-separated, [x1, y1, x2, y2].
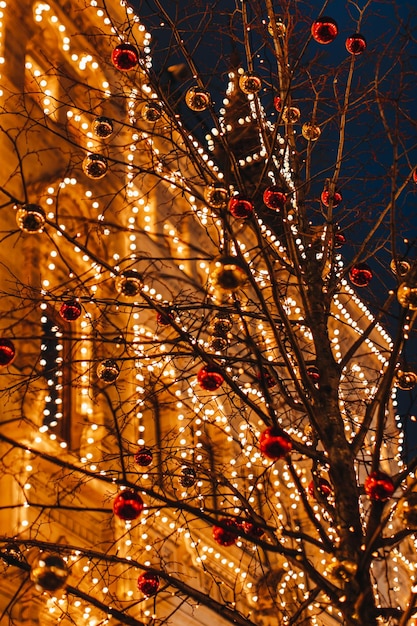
[0, 1, 417, 625]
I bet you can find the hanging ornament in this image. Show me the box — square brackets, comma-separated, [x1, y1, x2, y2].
[307, 365, 320, 384]
[0, 338, 15, 367]
[212, 314, 232, 336]
[308, 477, 332, 499]
[115, 270, 144, 298]
[334, 232, 346, 248]
[142, 101, 163, 122]
[302, 122, 321, 141]
[197, 364, 224, 391]
[239, 71, 262, 95]
[390, 259, 410, 277]
[113, 490, 144, 520]
[364, 471, 395, 501]
[282, 106, 300, 124]
[259, 426, 292, 460]
[97, 359, 120, 383]
[413, 168, 417, 184]
[30, 554, 69, 592]
[134, 447, 153, 467]
[257, 369, 277, 388]
[397, 282, 417, 310]
[111, 43, 139, 71]
[349, 263, 373, 287]
[239, 518, 264, 538]
[327, 557, 357, 582]
[137, 571, 160, 596]
[212, 518, 240, 546]
[82, 153, 108, 179]
[156, 307, 174, 326]
[59, 300, 82, 322]
[92, 116, 114, 138]
[228, 195, 254, 219]
[210, 255, 247, 293]
[263, 186, 287, 211]
[185, 86, 211, 112]
[311, 17, 338, 44]
[209, 336, 228, 351]
[395, 370, 417, 391]
[398, 493, 417, 530]
[204, 183, 229, 209]
[321, 189, 342, 208]
[273, 96, 282, 112]
[268, 19, 286, 37]
[15, 204, 46, 233]
[179, 466, 197, 488]
[345, 34, 367, 55]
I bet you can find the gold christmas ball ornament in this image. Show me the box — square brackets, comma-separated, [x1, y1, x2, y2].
[267, 19, 286, 37]
[398, 493, 417, 530]
[210, 255, 247, 293]
[390, 258, 411, 277]
[115, 270, 144, 298]
[97, 358, 120, 383]
[302, 122, 321, 141]
[185, 86, 211, 112]
[204, 183, 229, 209]
[326, 557, 357, 583]
[92, 116, 114, 138]
[15, 204, 46, 233]
[397, 282, 417, 310]
[142, 101, 163, 122]
[82, 153, 108, 179]
[282, 106, 301, 124]
[395, 370, 417, 391]
[239, 71, 262, 95]
[30, 553, 69, 592]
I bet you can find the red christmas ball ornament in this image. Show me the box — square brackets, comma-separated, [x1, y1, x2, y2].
[311, 17, 338, 44]
[345, 34, 367, 55]
[239, 518, 264, 538]
[263, 186, 287, 210]
[134, 447, 153, 467]
[307, 365, 320, 384]
[364, 471, 395, 501]
[257, 369, 277, 388]
[113, 490, 144, 520]
[321, 189, 342, 208]
[228, 195, 254, 219]
[413, 168, 417, 184]
[334, 232, 346, 248]
[59, 300, 82, 322]
[259, 426, 292, 460]
[0, 338, 15, 367]
[273, 96, 282, 112]
[308, 478, 332, 499]
[156, 308, 174, 326]
[111, 43, 139, 71]
[137, 571, 160, 596]
[349, 263, 373, 287]
[197, 365, 224, 391]
[212, 518, 240, 546]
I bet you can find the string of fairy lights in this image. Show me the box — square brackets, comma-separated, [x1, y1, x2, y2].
[0, 1, 415, 625]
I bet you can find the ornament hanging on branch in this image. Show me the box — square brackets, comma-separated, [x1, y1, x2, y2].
[197, 364, 224, 391]
[364, 471, 395, 501]
[156, 307, 174, 326]
[263, 186, 287, 210]
[345, 34, 367, 55]
[267, 19, 286, 37]
[142, 101, 163, 122]
[212, 518, 240, 546]
[210, 255, 247, 293]
[321, 189, 342, 208]
[179, 466, 197, 487]
[115, 270, 144, 298]
[111, 43, 139, 71]
[113, 490, 144, 520]
[134, 447, 153, 467]
[349, 263, 373, 287]
[15, 204, 46, 233]
[82, 153, 108, 179]
[397, 493, 417, 530]
[204, 183, 229, 209]
[92, 116, 114, 138]
[308, 477, 332, 499]
[97, 359, 120, 383]
[395, 369, 417, 391]
[302, 122, 321, 141]
[281, 106, 301, 124]
[185, 86, 211, 111]
[59, 300, 82, 322]
[259, 426, 292, 460]
[390, 258, 410, 277]
[30, 554, 69, 592]
[311, 17, 338, 44]
[0, 338, 15, 367]
[228, 195, 254, 219]
[137, 571, 160, 596]
[397, 281, 417, 310]
[239, 71, 262, 95]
